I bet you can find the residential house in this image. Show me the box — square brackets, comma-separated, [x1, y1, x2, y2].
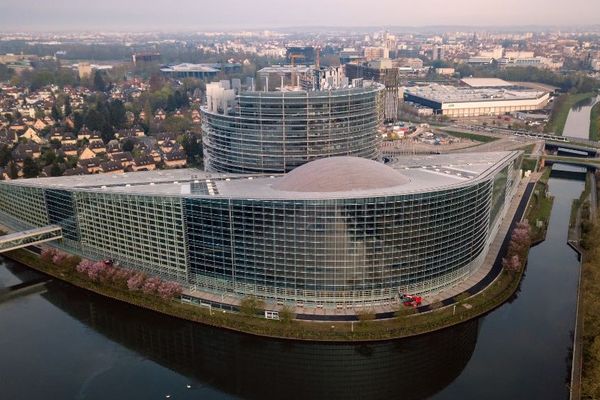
[191, 109, 201, 124]
[21, 127, 46, 144]
[132, 155, 156, 171]
[156, 132, 176, 145]
[109, 152, 134, 169]
[33, 118, 47, 131]
[89, 141, 107, 155]
[163, 149, 187, 168]
[78, 157, 102, 174]
[154, 108, 166, 121]
[61, 132, 77, 146]
[100, 161, 124, 174]
[160, 139, 175, 154]
[78, 146, 97, 160]
[59, 144, 78, 157]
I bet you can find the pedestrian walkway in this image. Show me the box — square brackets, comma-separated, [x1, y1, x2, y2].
[424, 175, 536, 306]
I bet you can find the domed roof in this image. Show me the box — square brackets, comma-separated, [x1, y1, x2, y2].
[272, 157, 409, 193]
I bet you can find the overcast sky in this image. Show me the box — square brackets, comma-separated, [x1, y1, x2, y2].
[0, 0, 598, 31]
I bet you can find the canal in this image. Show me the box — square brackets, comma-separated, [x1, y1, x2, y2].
[0, 172, 585, 400]
[563, 95, 600, 139]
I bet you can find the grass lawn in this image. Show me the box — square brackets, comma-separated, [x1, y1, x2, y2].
[521, 157, 538, 172]
[441, 129, 498, 143]
[4, 245, 529, 342]
[579, 211, 600, 398]
[590, 102, 600, 141]
[545, 92, 595, 135]
[519, 144, 536, 156]
[526, 168, 554, 242]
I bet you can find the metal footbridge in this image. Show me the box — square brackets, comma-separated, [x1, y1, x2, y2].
[0, 225, 62, 253]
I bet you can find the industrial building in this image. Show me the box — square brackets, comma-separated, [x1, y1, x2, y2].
[0, 151, 522, 313]
[201, 78, 385, 174]
[403, 83, 550, 118]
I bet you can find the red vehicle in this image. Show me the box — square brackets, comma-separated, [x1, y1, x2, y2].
[400, 293, 423, 307]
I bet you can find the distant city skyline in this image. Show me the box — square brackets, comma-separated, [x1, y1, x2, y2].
[1, 0, 599, 31]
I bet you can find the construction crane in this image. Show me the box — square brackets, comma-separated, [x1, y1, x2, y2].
[290, 54, 305, 88]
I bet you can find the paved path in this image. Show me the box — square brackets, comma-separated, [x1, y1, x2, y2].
[421, 176, 536, 307]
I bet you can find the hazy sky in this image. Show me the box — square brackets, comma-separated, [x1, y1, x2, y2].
[0, 0, 598, 31]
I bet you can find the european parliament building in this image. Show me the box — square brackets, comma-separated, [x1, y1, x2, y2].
[0, 151, 522, 312]
[201, 78, 384, 174]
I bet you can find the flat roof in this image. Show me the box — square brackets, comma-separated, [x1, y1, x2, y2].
[160, 63, 220, 73]
[6, 152, 520, 200]
[460, 78, 513, 88]
[404, 84, 548, 104]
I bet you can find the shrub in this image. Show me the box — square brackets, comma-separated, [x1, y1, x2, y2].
[395, 306, 416, 317]
[356, 309, 376, 322]
[278, 306, 295, 323]
[239, 296, 265, 317]
[502, 255, 521, 273]
[127, 272, 146, 291]
[61, 255, 81, 271]
[52, 252, 67, 265]
[142, 276, 162, 294]
[157, 281, 183, 299]
[41, 248, 58, 263]
[86, 262, 106, 282]
[112, 268, 134, 286]
[76, 259, 95, 274]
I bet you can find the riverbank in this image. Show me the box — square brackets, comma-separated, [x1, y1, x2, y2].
[578, 215, 600, 398]
[1, 177, 540, 342]
[527, 168, 554, 243]
[3, 245, 530, 342]
[591, 102, 600, 141]
[545, 92, 595, 135]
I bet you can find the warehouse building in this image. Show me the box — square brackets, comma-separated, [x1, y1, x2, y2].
[403, 83, 550, 117]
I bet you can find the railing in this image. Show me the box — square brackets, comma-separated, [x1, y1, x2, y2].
[0, 225, 62, 253]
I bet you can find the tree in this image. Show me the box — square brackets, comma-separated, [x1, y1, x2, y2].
[22, 157, 39, 178]
[41, 149, 57, 166]
[93, 70, 107, 92]
[163, 116, 191, 133]
[239, 296, 265, 317]
[0, 145, 12, 167]
[49, 162, 62, 177]
[122, 139, 134, 152]
[127, 272, 146, 291]
[64, 96, 72, 117]
[279, 306, 295, 323]
[109, 99, 127, 129]
[180, 133, 202, 163]
[51, 104, 61, 122]
[7, 162, 18, 179]
[84, 108, 105, 132]
[0, 64, 15, 82]
[73, 112, 84, 133]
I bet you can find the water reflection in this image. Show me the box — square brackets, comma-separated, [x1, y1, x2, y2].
[40, 280, 478, 400]
[563, 95, 599, 139]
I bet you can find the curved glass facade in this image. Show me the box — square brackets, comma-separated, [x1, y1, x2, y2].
[183, 183, 492, 305]
[0, 152, 521, 311]
[202, 86, 384, 174]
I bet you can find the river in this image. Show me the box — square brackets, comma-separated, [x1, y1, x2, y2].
[563, 95, 600, 139]
[0, 172, 585, 400]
